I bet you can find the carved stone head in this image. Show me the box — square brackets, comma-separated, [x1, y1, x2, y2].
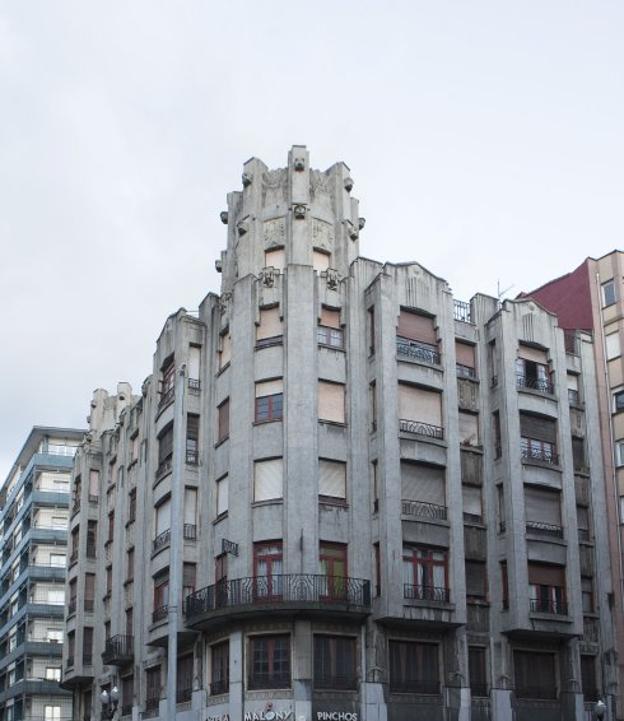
[293, 157, 305, 171]
[219, 211, 228, 224]
[241, 172, 252, 188]
[293, 204, 307, 219]
[344, 176, 354, 192]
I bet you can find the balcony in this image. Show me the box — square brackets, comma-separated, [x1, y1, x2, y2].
[102, 634, 134, 666]
[153, 529, 170, 554]
[520, 441, 558, 466]
[152, 605, 168, 624]
[185, 450, 198, 466]
[403, 584, 450, 604]
[399, 419, 444, 441]
[86, 543, 96, 560]
[185, 574, 371, 629]
[454, 299, 472, 324]
[188, 378, 201, 392]
[183, 524, 196, 541]
[158, 386, 174, 411]
[155, 456, 172, 480]
[529, 598, 568, 616]
[210, 679, 229, 696]
[525, 521, 564, 539]
[401, 500, 447, 521]
[456, 363, 477, 379]
[396, 337, 440, 365]
[516, 373, 554, 395]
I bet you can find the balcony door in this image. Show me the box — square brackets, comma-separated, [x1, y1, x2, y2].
[402, 546, 448, 601]
[253, 541, 283, 601]
[320, 542, 348, 601]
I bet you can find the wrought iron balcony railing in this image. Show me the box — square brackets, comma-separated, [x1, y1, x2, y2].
[399, 419, 444, 440]
[401, 500, 447, 521]
[403, 584, 450, 604]
[529, 598, 568, 616]
[153, 529, 171, 553]
[155, 456, 172, 480]
[456, 363, 477, 379]
[210, 679, 229, 696]
[454, 299, 472, 323]
[158, 386, 174, 410]
[520, 441, 558, 465]
[188, 378, 201, 392]
[152, 605, 168, 624]
[248, 672, 291, 690]
[396, 337, 441, 365]
[185, 574, 371, 622]
[525, 521, 564, 539]
[516, 373, 554, 395]
[102, 634, 134, 666]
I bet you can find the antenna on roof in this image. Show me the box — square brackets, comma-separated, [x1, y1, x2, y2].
[497, 280, 515, 301]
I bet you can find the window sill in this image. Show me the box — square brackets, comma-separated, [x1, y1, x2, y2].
[319, 497, 348, 508]
[318, 343, 345, 353]
[216, 363, 230, 377]
[318, 420, 347, 428]
[253, 419, 283, 426]
[212, 512, 228, 524]
[251, 499, 284, 509]
[128, 459, 138, 470]
[214, 437, 229, 449]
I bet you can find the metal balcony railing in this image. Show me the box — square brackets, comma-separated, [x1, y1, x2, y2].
[529, 598, 568, 616]
[158, 386, 174, 410]
[403, 584, 450, 603]
[185, 450, 198, 465]
[399, 419, 444, 440]
[456, 363, 477, 379]
[183, 524, 196, 541]
[248, 672, 291, 690]
[525, 521, 564, 539]
[454, 299, 472, 323]
[176, 686, 192, 703]
[188, 378, 201, 392]
[401, 500, 447, 521]
[396, 337, 441, 365]
[520, 441, 558, 465]
[153, 529, 171, 553]
[210, 679, 229, 696]
[102, 634, 134, 665]
[156, 456, 172, 479]
[185, 574, 371, 621]
[152, 605, 168, 624]
[516, 373, 554, 395]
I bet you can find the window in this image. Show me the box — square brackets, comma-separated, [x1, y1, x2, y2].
[514, 651, 557, 699]
[106, 565, 112, 596]
[602, 279, 616, 307]
[216, 474, 228, 516]
[389, 640, 439, 694]
[128, 488, 136, 523]
[369, 381, 377, 432]
[254, 458, 283, 502]
[401, 461, 445, 516]
[47, 628, 63, 643]
[256, 307, 282, 347]
[46, 666, 61, 681]
[219, 333, 231, 370]
[456, 341, 477, 378]
[368, 306, 375, 355]
[396, 309, 439, 363]
[320, 542, 348, 599]
[616, 441, 624, 467]
[183, 563, 196, 600]
[217, 399, 229, 443]
[248, 635, 291, 690]
[87, 520, 97, 558]
[398, 384, 443, 436]
[83, 627, 93, 665]
[469, 647, 487, 697]
[319, 460, 346, 501]
[573, 437, 587, 472]
[215, 553, 228, 587]
[615, 390, 624, 412]
[126, 548, 134, 582]
[107, 511, 114, 543]
[211, 641, 229, 695]
[154, 573, 169, 612]
[516, 346, 552, 392]
[500, 561, 509, 609]
[528, 563, 566, 614]
[458, 411, 480, 446]
[606, 332, 620, 360]
[582, 577, 594, 613]
[253, 541, 283, 598]
[314, 635, 356, 689]
[581, 655, 598, 701]
[121, 675, 134, 715]
[520, 413, 557, 464]
[524, 486, 562, 533]
[255, 379, 283, 422]
[155, 497, 171, 545]
[184, 487, 197, 535]
[186, 414, 199, 464]
[84, 573, 96, 612]
[157, 423, 174, 474]
[146, 666, 161, 711]
[462, 485, 482, 523]
[318, 308, 344, 348]
[402, 546, 448, 602]
[372, 460, 379, 513]
[160, 356, 175, 401]
[318, 381, 346, 424]
[465, 561, 487, 602]
[313, 249, 330, 272]
[126, 608, 133, 636]
[188, 344, 201, 383]
[265, 247, 285, 270]
[374, 543, 381, 597]
[43, 706, 61, 721]
[176, 654, 193, 703]
[50, 553, 66, 567]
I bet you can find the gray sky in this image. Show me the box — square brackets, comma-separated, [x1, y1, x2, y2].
[1, 1, 623, 479]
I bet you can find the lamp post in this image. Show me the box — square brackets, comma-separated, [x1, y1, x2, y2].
[100, 685, 120, 719]
[595, 699, 606, 720]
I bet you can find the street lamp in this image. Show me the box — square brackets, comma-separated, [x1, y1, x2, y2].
[100, 685, 120, 719]
[595, 699, 606, 720]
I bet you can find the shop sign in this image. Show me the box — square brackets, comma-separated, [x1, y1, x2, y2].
[207, 715, 230, 721]
[316, 714, 359, 721]
[244, 701, 294, 720]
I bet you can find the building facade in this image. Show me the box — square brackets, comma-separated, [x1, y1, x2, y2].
[526, 252, 624, 718]
[62, 147, 617, 721]
[0, 427, 83, 721]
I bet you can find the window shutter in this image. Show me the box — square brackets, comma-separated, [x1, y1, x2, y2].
[89, 470, 99, 497]
[155, 499, 171, 534]
[254, 459, 283, 501]
[524, 487, 561, 525]
[255, 379, 283, 397]
[318, 382, 345, 423]
[462, 486, 482, 516]
[320, 308, 341, 328]
[465, 561, 486, 598]
[265, 248, 285, 270]
[220, 334, 232, 368]
[567, 374, 579, 391]
[577, 505, 589, 530]
[184, 488, 197, 525]
[319, 460, 346, 499]
[158, 425, 174, 463]
[218, 400, 229, 441]
[398, 385, 442, 426]
[313, 250, 330, 272]
[455, 342, 475, 368]
[572, 438, 585, 466]
[397, 310, 437, 344]
[528, 563, 565, 586]
[459, 412, 479, 445]
[519, 414, 556, 443]
[189, 346, 201, 380]
[400, 462, 445, 505]
[606, 333, 620, 360]
[85, 574, 95, 598]
[257, 308, 282, 340]
[518, 345, 548, 364]
[216, 475, 228, 516]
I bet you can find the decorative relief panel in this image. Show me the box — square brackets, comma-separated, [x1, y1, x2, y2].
[263, 168, 287, 207]
[310, 169, 332, 213]
[263, 218, 286, 248]
[312, 218, 335, 251]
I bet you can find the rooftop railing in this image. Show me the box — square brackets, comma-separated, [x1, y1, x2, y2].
[396, 337, 441, 365]
[399, 419, 444, 441]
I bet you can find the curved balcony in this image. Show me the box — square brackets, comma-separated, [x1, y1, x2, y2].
[102, 634, 134, 666]
[185, 574, 371, 630]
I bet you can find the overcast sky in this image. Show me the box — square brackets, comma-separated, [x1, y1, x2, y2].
[1, 1, 623, 479]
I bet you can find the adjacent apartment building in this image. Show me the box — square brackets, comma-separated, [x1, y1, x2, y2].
[0, 427, 83, 721]
[61, 147, 617, 721]
[525, 251, 624, 717]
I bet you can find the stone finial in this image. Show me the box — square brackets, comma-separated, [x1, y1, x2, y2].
[344, 176, 354, 192]
[293, 157, 305, 171]
[242, 172, 252, 188]
[220, 211, 228, 224]
[215, 259, 223, 273]
[293, 204, 307, 219]
[358, 217, 366, 230]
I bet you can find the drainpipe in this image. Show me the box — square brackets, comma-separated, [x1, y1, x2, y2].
[166, 364, 187, 720]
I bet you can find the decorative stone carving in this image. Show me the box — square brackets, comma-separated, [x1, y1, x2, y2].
[345, 220, 358, 240]
[241, 172, 252, 188]
[219, 292, 232, 316]
[358, 217, 366, 230]
[263, 168, 287, 205]
[263, 218, 286, 246]
[214, 259, 222, 273]
[310, 169, 331, 198]
[344, 176, 354, 192]
[312, 219, 335, 250]
[293, 157, 305, 171]
[326, 269, 340, 291]
[237, 220, 249, 237]
[219, 211, 228, 224]
[259, 268, 279, 288]
[293, 204, 307, 219]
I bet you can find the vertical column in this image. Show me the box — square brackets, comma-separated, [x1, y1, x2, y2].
[292, 620, 312, 720]
[229, 630, 244, 721]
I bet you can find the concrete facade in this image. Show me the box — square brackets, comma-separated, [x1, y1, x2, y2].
[62, 147, 616, 721]
[0, 426, 84, 721]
